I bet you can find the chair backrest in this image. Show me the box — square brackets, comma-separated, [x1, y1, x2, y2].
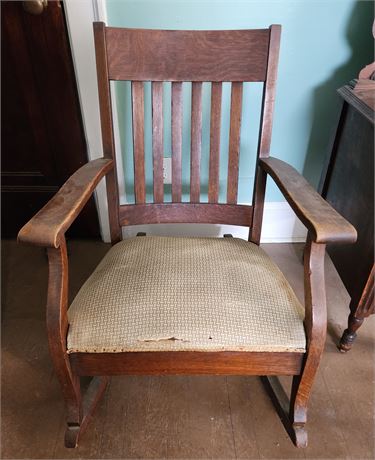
[93, 23, 281, 243]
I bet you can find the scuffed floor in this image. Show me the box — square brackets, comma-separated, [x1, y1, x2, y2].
[2, 239, 374, 459]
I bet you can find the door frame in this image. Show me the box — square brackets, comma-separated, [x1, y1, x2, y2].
[64, 0, 125, 243]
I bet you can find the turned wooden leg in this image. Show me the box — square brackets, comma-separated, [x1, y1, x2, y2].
[339, 267, 374, 352]
[339, 313, 364, 352]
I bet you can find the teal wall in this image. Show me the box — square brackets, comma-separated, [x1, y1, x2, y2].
[106, 0, 373, 204]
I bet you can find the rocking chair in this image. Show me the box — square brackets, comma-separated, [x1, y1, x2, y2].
[18, 23, 357, 448]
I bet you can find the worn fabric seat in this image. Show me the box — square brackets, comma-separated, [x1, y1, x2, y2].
[67, 236, 306, 353]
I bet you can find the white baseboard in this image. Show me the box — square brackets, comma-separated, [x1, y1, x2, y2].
[121, 201, 307, 243]
[260, 201, 307, 243]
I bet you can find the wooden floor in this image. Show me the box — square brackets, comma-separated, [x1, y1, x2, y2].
[2, 239, 374, 459]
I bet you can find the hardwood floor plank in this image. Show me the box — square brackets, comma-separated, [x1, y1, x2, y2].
[98, 378, 129, 458]
[226, 376, 260, 458]
[2, 319, 64, 459]
[121, 376, 169, 458]
[165, 376, 236, 459]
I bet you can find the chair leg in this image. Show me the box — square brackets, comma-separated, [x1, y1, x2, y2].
[64, 376, 110, 448]
[46, 241, 109, 448]
[288, 374, 309, 447]
[339, 313, 364, 352]
[263, 237, 327, 448]
[289, 238, 327, 447]
[261, 374, 307, 448]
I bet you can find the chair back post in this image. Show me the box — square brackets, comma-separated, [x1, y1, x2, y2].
[249, 24, 281, 244]
[93, 22, 122, 244]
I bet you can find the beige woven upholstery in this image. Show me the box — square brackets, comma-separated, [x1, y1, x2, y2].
[67, 236, 306, 353]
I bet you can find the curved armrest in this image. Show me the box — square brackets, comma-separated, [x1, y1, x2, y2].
[18, 158, 114, 248]
[260, 157, 357, 244]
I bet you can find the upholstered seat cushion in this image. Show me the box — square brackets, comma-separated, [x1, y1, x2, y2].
[67, 236, 306, 353]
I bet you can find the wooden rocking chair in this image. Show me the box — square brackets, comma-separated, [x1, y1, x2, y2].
[18, 23, 357, 448]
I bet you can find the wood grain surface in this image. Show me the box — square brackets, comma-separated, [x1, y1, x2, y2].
[260, 157, 357, 244]
[171, 82, 183, 202]
[151, 81, 164, 203]
[227, 82, 243, 204]
[18, 158, 113, 248]
[69, 351, 303, 376]
[106, 28, 270, 81]
[208, 82, 223, 203]
[119, 203, 253, 226]
[190, 82, 203, 202]
[131, 81, 146, 204]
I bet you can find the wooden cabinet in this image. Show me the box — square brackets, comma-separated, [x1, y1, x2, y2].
[320, 79, 374, 351]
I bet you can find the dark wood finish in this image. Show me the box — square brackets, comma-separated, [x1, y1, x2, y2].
[260, 157, 357, 244]
[319, 80, 374, 351]
[171, 82, 183, 202]
[258, 25, 281, 158]
[69, 351, 303, 376]
[261, 237, 328, 447]
[119, 203, 253, 227]
[290, 238, 327, 446]
[46, 240, 81, 429]
[227, 82, 243, 204]
[250, 24, 281, 243]
[93, 22, 121, 243]
[46, 239, 109, 448]
[1, 1, 100, 238]
[18, 159, 113, 248]
[131, 81, 146, 204]
[16, 23, 359, 448]
[105, 28, 270, 82]
[338, 81, 374, 123]
[249, 166, 267, 244]
[190, 82, 203, 202]
[208, 82, 222, 203]
[152, 81, 164, 203]
[340, 266, 374, 350]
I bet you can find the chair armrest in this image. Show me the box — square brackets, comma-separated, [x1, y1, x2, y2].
[18, 158, 114, 248]
[260, 157, 357, 244]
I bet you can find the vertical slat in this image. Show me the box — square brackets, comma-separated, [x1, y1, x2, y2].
[152, 82, 164, 203]
[93, 22, 121, 243]
[131, 81, 146, 204]
[250, 25, 281, 243]
[190, 82, 203, 202]
[208, 82, 222, 203]
[227, 82, 243, 204]
[171, 82, 183, 202]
